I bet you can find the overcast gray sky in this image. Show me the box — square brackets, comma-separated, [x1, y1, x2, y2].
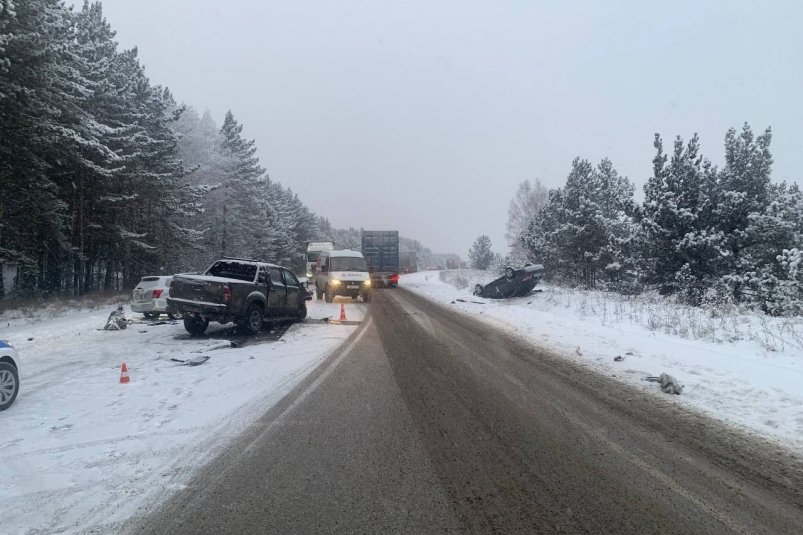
[72, 0, 803, 256]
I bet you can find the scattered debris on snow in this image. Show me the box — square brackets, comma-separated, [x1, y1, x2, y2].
[647, 373, 684, 395]
[170, 355, 211, 366]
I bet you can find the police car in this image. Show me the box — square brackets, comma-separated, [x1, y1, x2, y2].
[0, 339, 20, 411]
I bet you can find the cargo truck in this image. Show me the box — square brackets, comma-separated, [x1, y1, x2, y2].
[305, 240, 335, 278]
[361, 230, 400, 288]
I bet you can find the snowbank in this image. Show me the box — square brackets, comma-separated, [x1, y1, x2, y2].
[0, 298, 365, 534]
[402, 271, 803, 452]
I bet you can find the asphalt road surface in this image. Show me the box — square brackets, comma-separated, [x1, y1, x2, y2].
[128, 289, 803, 534]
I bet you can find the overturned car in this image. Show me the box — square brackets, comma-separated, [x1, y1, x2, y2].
[473, 263, 545, 299]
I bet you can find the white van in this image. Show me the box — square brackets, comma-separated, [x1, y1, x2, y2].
[314, 250, 371, 303]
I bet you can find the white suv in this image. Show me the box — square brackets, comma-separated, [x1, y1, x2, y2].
[314, 250, 372, 303]
[131, 275, 180, 319]
[0, 340, 20, 411]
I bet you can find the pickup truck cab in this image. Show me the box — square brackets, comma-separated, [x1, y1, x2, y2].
[168, 258, 311, 336]
[314, 250, 371, 303]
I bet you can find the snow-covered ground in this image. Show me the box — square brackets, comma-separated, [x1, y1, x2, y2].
[0, 297, 365, 535]
[403, 270, 803, 452]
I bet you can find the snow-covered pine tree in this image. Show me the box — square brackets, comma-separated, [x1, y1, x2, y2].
[708, 125, 775, 301]
[0, 0, 116, 295]
[468, 235, 494, 270]
[640, 133, 717, 300]
[215, 110, 266, 259]
[506, 179, 548, 260]
[521, 158, 635, 288]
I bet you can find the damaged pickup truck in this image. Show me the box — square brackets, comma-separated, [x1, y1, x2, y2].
[167, 258, 311, 336]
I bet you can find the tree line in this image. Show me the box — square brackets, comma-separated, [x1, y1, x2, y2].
[495, 124, 802, 315]
[0, 0, 319, 298]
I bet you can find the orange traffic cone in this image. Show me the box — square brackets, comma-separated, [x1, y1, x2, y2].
[339, 303, 347, 321]
[120, 362, 130, 384]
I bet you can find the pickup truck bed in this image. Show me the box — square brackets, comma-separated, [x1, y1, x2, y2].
[168, 259, 310, 336]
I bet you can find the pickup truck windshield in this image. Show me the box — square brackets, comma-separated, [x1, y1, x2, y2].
[330, 257, 367, 272]
[206, 261, 257, 282]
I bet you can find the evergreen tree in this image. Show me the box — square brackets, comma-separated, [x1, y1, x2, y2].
[506, 179, 548, 259]
[215, 110, 266, 258]
[522, 158, 635, 288]
[468, 235, 494, 270]
[640, 133, 715, 300]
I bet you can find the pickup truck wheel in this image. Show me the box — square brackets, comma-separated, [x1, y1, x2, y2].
[324, 287, 333, 303]
[183, 315, 209, 336]
[243, 303, 264, 335]
[505, 267, 516, 280]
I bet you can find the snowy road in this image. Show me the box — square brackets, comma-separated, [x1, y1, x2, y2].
[0, 297, 366, 534]
[129, 288, 803, 534]
[404, 271, 803, 452]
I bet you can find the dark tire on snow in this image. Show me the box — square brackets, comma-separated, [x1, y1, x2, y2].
[473, 284, 484, 296]
[242, 303, 264, 335]
[0, 361, 19, 411]
[505, 267, 515, 280]
[183, 315, 209, 336]
[143, 312, 156, 320]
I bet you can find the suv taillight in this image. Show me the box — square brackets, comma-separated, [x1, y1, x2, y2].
[223, 285, 232, 304]
[152, 288, 164, 298]
[390, 273, 400, 283]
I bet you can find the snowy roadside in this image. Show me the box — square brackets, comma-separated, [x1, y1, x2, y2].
[402, 271, 803, 452]
[0, 299, 365, 535]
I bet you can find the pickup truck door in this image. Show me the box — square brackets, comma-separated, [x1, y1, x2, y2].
[267, 267, 287, 312]
[283, 269, 302, 312]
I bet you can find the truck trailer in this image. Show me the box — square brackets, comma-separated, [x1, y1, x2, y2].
[361, 230, 400, 288]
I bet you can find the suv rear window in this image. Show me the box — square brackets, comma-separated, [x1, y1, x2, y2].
[206, 261, 258, 282]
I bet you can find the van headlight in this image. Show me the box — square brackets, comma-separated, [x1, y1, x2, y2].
[363, 280, 371, 287]
[331, 279, 342, 286]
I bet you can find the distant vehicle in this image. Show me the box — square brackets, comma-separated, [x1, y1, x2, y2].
[167, 258, 311, 336]
[131, 276, 180, 319]
[0, 340, 20, 411]
[362, 230, 399, 287]
[473, 264, 545, 299]
[305, 241, 335, 278]
[314, 250, 371, 303]
[399, 251, 418, 274]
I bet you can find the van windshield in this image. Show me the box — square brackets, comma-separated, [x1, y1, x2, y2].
[330, 257, 367, 272]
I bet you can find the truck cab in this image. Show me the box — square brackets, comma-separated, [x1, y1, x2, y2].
[314, 250, 371, 303]
[305, 241, 335, 279]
